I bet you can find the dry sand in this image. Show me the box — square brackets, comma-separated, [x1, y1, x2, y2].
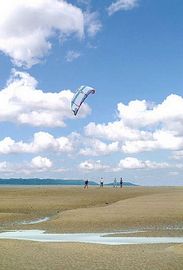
[0, 241, 183, 270]
[0, 186, 183, 269]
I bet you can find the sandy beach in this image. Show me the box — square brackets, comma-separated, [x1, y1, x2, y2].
[0, 186, 183, 269]
[0, 1, 182, 269]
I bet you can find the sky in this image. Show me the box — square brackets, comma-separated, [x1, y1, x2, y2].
[0, 0, 183, 185]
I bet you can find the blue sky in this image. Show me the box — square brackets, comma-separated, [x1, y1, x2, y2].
[0, 0, 183, 185]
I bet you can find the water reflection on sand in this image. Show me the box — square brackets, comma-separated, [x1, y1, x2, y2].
[16, 217, 50, 225]
[0, 230, 183, 245]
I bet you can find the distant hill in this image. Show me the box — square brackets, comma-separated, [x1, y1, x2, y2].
[0, 178, 97, 186]
[0, 178, 138, 186]
[106, 182, 138, 187]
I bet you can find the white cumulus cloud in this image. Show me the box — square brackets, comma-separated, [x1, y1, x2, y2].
[31, 156, 53, 170]
[122, 130, 183, 154]
[79, 160, 109, 171]
[80, 139, 119, 156]
[0, 70, 91, 127]
[117, 94, 183, 131]
[0, 158, 70, 176]
[84, 94, 183, 154]
[0, 131, 76, 154]
[85, 121, 151, 142]
[118, 157, 169, 170]
[0, 0, 85, 67]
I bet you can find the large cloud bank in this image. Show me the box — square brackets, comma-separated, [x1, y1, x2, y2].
[0, 131, 76, 154]
[84, 94, 183, 154]
[0, 0, 101, 67]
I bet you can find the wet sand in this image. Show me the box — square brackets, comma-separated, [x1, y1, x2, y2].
[0, 186, 183, 269]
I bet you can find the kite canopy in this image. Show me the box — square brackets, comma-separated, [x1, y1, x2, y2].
[71, 85, 95, 116]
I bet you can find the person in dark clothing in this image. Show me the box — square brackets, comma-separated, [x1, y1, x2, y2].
[84, 179, 89, 189]
[120, 177, 123, 188]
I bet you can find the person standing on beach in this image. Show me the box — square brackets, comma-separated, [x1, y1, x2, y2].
[113, 177, 117, 188]
[84, 179, 89, 189]
[120, 177, 123, 188]
[100, 177, 104, 187]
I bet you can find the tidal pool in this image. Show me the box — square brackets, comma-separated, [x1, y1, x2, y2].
[16, 217, 50, 225]
[0, 230, 183, 245]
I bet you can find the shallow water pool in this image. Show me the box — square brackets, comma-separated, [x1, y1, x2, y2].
[0, 230, 183, 245]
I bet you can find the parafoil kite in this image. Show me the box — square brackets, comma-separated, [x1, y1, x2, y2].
[71, 85, 96, 116]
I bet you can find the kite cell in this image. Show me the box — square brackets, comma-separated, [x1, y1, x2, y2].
[71, 85, 95, 116]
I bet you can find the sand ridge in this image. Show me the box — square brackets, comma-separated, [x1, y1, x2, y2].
[0, 186, 183, 232]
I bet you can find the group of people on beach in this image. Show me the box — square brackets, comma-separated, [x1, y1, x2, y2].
[113, 177, 123, 188]
[84, 177, 123, 189]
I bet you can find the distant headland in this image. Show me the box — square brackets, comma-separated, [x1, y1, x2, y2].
[0, 178, 137, 186]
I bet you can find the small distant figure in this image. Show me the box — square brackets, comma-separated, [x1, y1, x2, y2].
[113, 177, 117, 188]
[84, 179, 89, 189]
[100, 177, 104, 187]
[120, 177, 123, 188]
